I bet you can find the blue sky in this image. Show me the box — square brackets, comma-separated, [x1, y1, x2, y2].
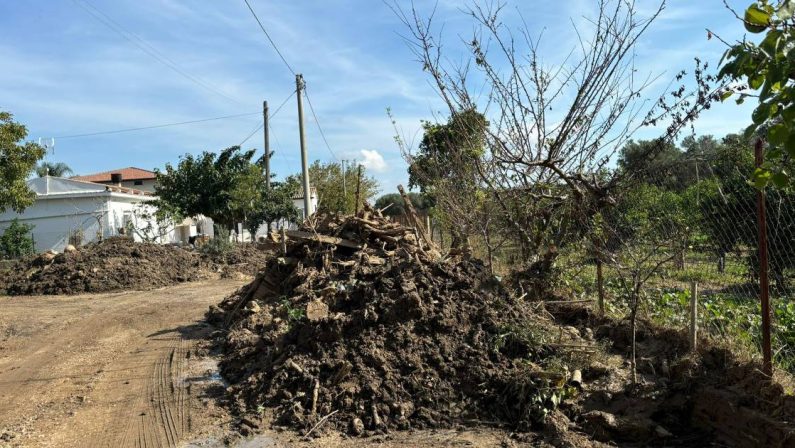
[1, 0, 756, 193]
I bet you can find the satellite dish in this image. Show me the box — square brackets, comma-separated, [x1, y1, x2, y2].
[38, 137, 55, 154]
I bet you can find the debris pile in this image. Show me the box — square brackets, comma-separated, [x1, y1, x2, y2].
[4, 237, 270, 295]
[208, 206, 583, 437]
[4, 237, 204, 295]
[201, 243, 271, 278]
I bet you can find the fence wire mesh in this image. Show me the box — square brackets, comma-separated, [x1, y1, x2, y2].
[549, 142, 795, 372]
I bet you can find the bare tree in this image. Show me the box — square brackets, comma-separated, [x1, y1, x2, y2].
[391, 0, 721, 263]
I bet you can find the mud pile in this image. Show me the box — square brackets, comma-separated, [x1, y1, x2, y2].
[208, 207, 588, 437]
[201, 243, 271, 278]
[549, 304, 795, 448]
[4, 237, 205, 295]
[4, 238, 270, 295]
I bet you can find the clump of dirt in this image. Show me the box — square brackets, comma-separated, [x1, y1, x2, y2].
[4, 238, 271, 295]
[201, 243, 271, 278]
[208, 207, 597, 438]
[548, 303, 795, 448]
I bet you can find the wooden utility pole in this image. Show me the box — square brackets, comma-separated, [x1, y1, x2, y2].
[354, 165, 362, 214]
[755, 137, 772, 377]
[263, 100, 271, 189]
[341, 159, 347, 204]
[296, 74, 312, 218]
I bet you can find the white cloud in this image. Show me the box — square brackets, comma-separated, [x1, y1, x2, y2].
[359, 149, 387, 173]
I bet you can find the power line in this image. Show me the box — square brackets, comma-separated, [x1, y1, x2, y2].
[239, 90, 296, 146]
[303, 87, 338, 161]
[242, 0, 296, 76]
[72, 0, 243, 105]
[54, 112, 260, 139]
[239, 122, 264, 147]
[240, 0, 337, 163]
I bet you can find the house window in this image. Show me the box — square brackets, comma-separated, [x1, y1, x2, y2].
[134, 180, 144, 186]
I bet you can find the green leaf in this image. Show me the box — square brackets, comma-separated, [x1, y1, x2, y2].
[751, 167, 772, 189]
[750, 74, 766, 90]
[721, 90, 733, 101]
[745, 4, 771, 32]
[769, 123, 789, 144]
[772, 171, 790, 188]
[785, 133, 795, 157]
[752, 103, 771, 124]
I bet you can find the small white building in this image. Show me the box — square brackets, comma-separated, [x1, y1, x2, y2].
[0, 177, 180, 253]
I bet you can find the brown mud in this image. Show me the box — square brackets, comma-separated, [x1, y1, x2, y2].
[208, 208, 795, 447]
[3, 237, 270, 295]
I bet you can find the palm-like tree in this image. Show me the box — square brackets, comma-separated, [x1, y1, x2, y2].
[36, 161, 73, 178]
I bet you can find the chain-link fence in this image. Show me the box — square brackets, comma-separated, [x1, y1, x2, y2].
[557, 143, 795, 373]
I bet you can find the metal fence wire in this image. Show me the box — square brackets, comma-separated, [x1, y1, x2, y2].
[551, 141, 795, 372]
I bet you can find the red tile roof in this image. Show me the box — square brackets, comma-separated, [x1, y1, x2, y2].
[72, 167, 156, 183]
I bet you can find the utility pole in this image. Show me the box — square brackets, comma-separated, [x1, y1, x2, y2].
[263, 100, 271, 190]
[296, 74, 312, 218]
[342, 159, 347, 204]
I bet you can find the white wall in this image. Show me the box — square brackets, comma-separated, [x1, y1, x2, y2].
[0, 196, 107, 252]
[0, 193, 181, 253]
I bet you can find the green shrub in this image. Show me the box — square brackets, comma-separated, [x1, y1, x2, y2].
[201, 226, 235, 257]
[0, 219, 35, 259]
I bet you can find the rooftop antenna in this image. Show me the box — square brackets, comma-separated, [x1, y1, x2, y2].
[38, 137, 55, 154]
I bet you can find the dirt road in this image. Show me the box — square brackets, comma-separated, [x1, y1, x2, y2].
[0, 280, 246, 448]
[0, 280, 515, 448]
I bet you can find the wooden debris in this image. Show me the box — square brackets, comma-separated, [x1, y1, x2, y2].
[285, 230, 361, 249]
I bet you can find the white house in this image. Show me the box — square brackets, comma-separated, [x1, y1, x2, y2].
[0, 177, 181, 253]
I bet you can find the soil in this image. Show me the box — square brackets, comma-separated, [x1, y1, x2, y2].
[208, 208, 795, 447]
[0, 280, 247, 447]
[0, 279, 544, 448]
[2, 238, 270, 295]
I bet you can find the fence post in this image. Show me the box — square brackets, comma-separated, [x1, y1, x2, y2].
[689, 281, 698, 352]
[755, 137, 773, 377]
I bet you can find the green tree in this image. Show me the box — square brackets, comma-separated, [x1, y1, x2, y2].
[408, 108, 487, 249]
[601, 182, 691, 382]
[718, 0, 795, 188]
[244, 182, 300, 236]
[0, 111, 46, 213]
[617, 140, 684, 190]
[0, 219, 35, 258]
[373, 192, 433, 216]
[35, 161, 73, 178]
[287, 161, 378, 214]
[156, 147, 251, 230]
[157, 147, 299, 235]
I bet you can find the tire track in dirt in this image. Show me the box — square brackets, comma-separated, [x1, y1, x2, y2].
[0, 280, 246, 448]
[115, 336, 190, 448]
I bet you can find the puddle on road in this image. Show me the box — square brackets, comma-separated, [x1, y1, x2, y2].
[180, 357, 280, 447]
[180, 358, 228, 388]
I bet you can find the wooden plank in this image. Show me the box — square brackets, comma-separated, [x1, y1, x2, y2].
[285, 230, 361, 249]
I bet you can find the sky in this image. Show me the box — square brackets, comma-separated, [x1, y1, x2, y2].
[1, 0, 757, 194]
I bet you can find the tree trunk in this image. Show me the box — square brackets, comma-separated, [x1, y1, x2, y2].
[484, 225, 494, 275]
